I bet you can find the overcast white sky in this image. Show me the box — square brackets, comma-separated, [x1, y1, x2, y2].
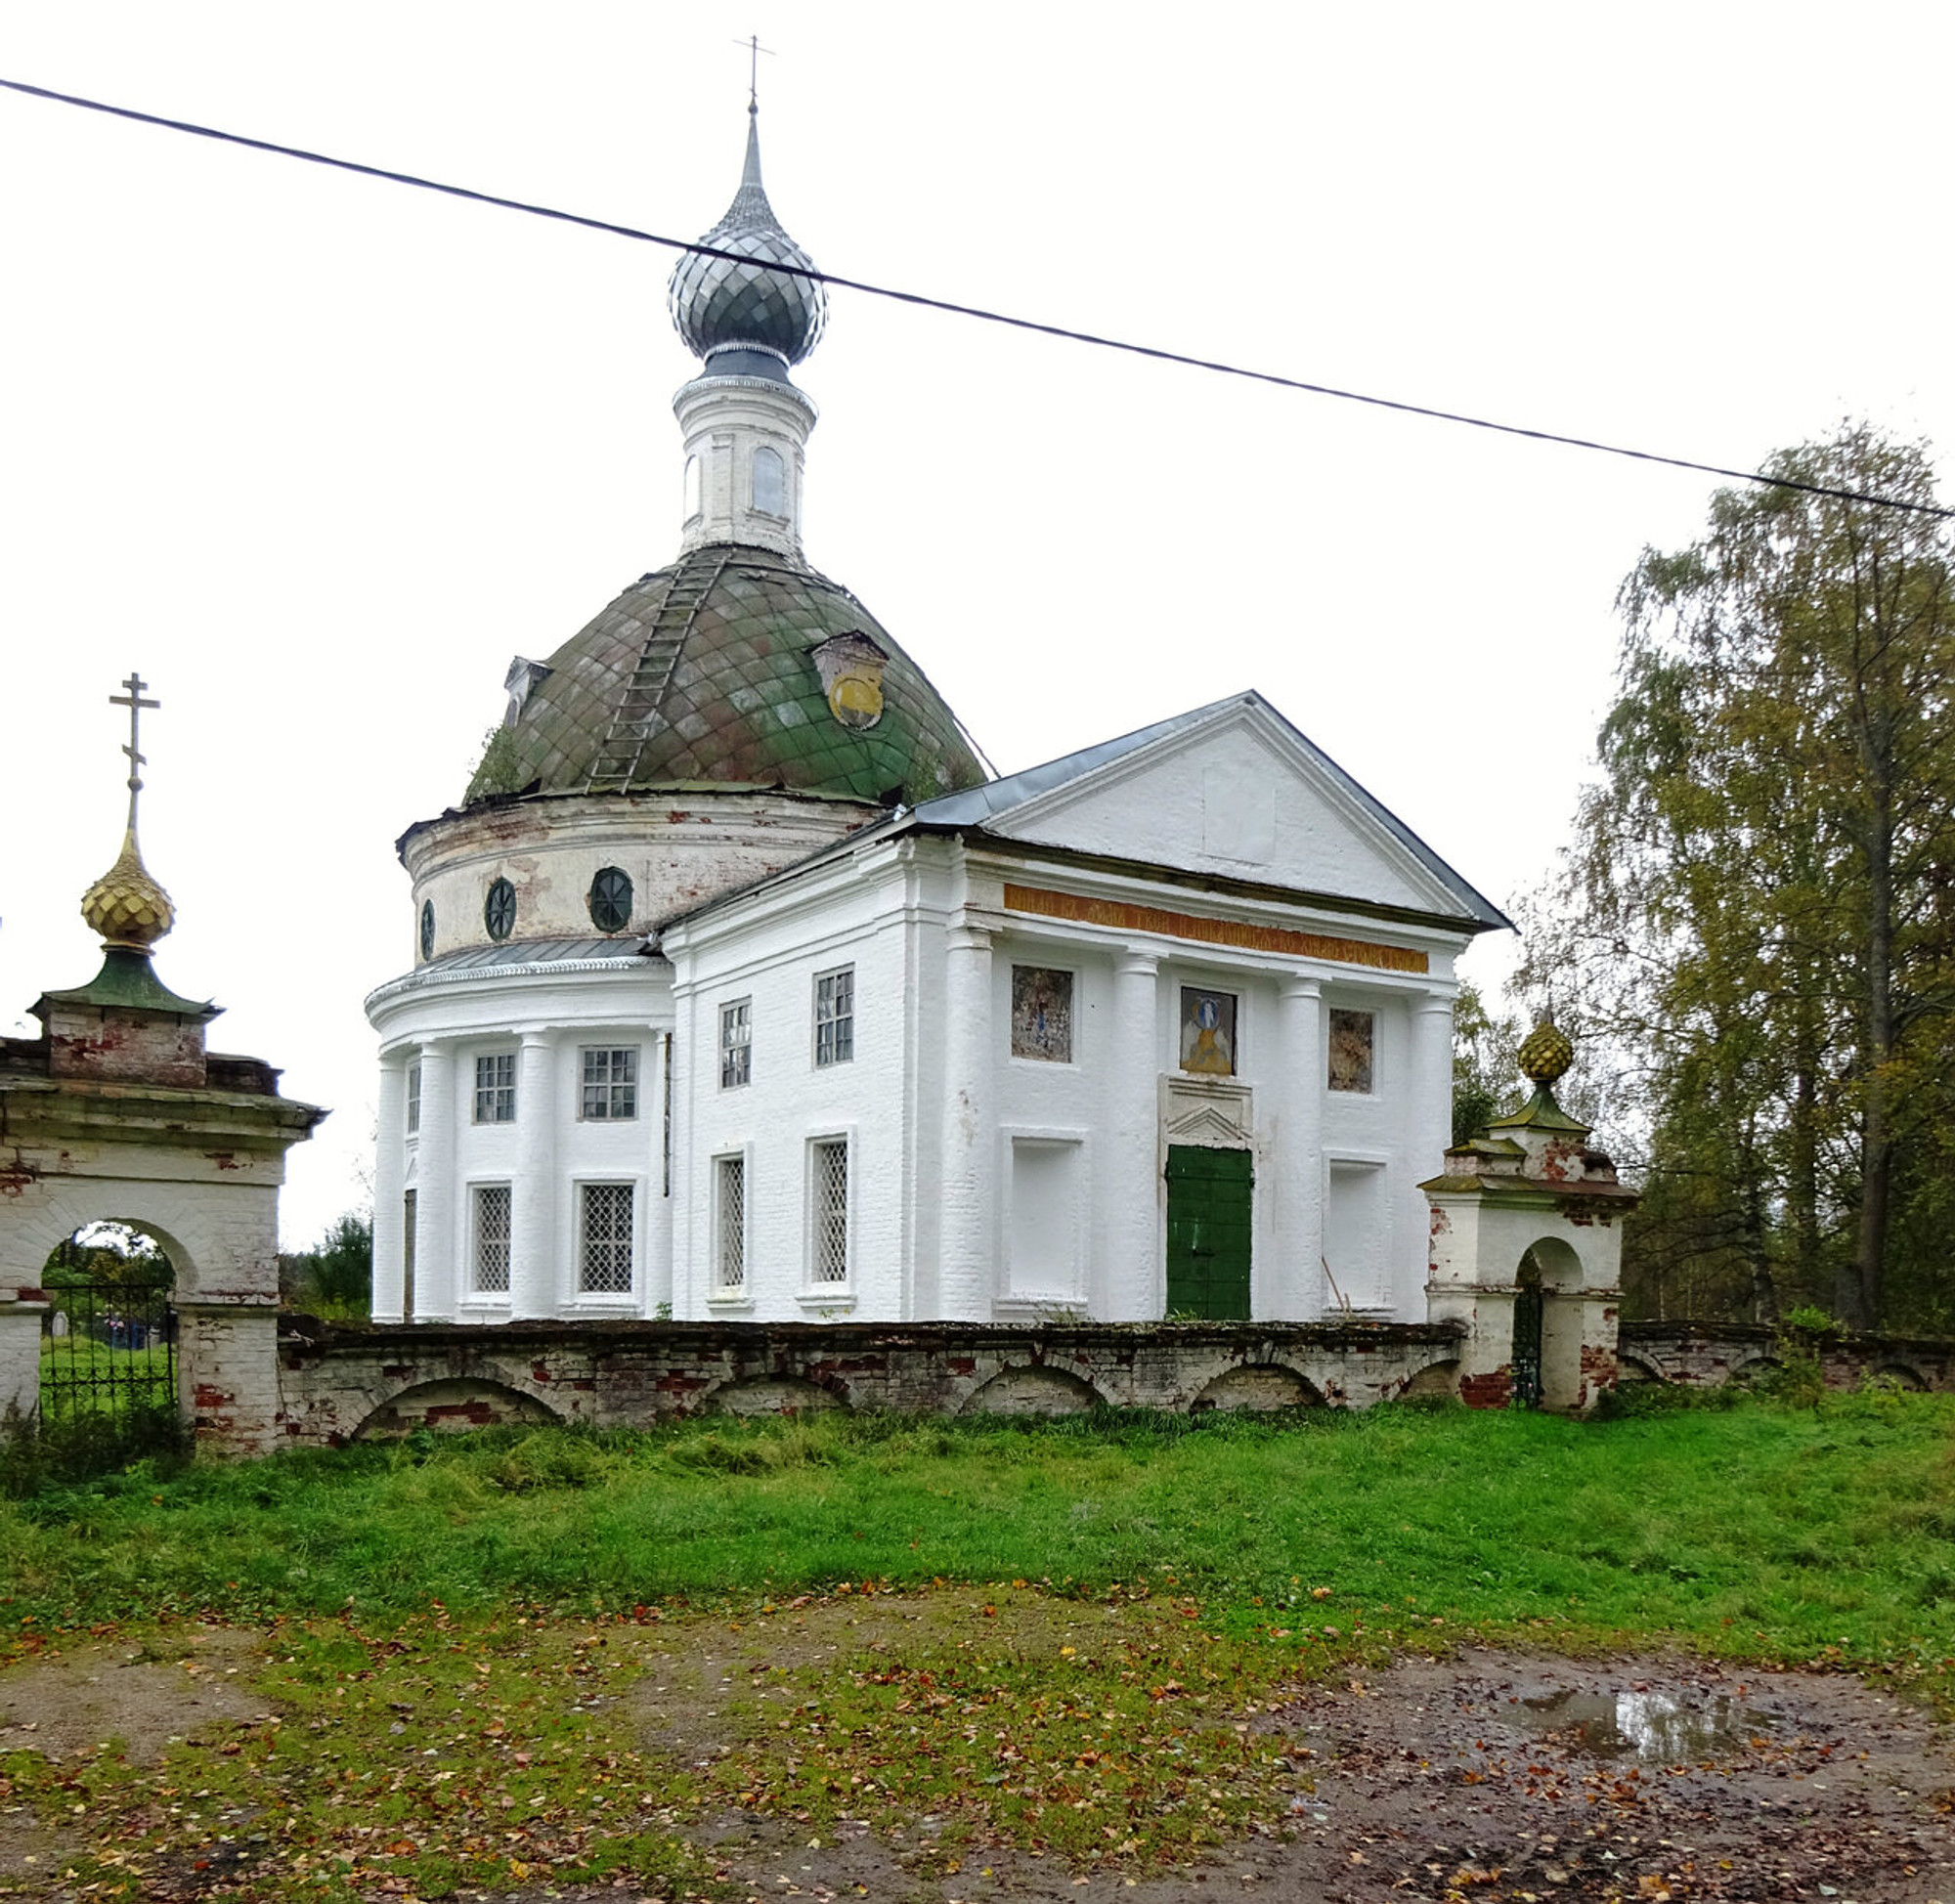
[3, 2, 1950, 1248]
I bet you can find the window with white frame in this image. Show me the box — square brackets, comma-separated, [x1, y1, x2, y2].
[808, 1137, 849, 1284]
[715, 1154, 747, 1291]
[813, 967, 853, 1067]
[581, 1046, 638, 1120]
[473, 1052, 516, 1123]
[719, 999, 752, 1089]
[406, 1062, 421, 1136]
[579, 1183, 634, 1294]
[472, 1184, 511, 1294]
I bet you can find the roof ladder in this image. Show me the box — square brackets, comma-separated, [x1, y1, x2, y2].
[584, 551, 732, 794]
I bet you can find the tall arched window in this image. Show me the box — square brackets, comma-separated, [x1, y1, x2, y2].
[683, 454, 701, 520]
[752, 445, 785, 516]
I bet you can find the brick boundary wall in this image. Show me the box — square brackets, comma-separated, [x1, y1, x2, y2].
[1621, 1321, 1955, 1393]
[275, 1318, 1470, 1444]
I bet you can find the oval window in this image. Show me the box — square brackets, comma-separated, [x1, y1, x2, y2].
[753, 445, 785, 516]
[484, 877, 517, 942]
[588, 865, 633, 932]
[418, 900, 435, 962]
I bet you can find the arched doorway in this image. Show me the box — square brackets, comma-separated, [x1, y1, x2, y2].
[1512, 1259, 1545, 1407]
[39, 1223, 180, 1427]
[1513, 1237, 1586, 1410]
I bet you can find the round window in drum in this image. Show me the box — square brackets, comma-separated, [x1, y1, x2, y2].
[484, 877, 517, 942]
[588, 865, 633, 932]
[418, 899, 435, 962]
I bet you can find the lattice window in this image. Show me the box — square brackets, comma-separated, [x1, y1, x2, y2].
[473, 1052, 516, 1123]
[813, 968, 853, 1068]
[719, 999, 752, 1089]
[581, 1046, 638, 1120]
[406, 1063, 421, 1136]
[473, 1185, 511, 1293]
[809, 1138, 848, 1284]
[716, 1154, 747, 1290]
[580, 1183, 634, 1293]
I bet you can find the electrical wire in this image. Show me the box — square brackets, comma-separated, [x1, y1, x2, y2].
[3, 72, 1950, 524]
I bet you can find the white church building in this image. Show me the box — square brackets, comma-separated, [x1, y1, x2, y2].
[365, 104, 1508, 1329]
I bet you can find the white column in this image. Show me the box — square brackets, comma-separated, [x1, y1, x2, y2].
[1410, 994, 1455, 1175]
[1277, 975, 1324, 1320]
[510, 1031, 557, 1318]
[413, 1042, 457, 1320]
[1102, 947, 1161, 1320]
[1407, 994, 1457, 1320]
[936, 924, 996, 1320]
[370, 1053, 409, 1321]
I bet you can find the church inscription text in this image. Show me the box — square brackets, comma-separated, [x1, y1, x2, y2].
[1001, 885, 1429, 975]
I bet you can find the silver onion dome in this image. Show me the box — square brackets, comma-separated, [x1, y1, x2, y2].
[668, 105, 828, 368]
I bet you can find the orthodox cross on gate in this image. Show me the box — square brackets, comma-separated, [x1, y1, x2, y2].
[109, 671, 159, 827]
[733, 32, 774, 108]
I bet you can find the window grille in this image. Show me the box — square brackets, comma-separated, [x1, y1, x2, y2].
[406, 1063, 421, 1136]
[484, 877, 517, 942]
[813, 968, 854, 1067]
[716, 1155, 746, 1290]
[473, 1052, 516, 1123]
[719, 999, 752, 1088]
[809, 1138, 848, 1284]
[473, 1185, 511, 1293]
[580, 1183, 634, 1293]
[581, 1046, 638, 1120]
[588, 865, 633, 932]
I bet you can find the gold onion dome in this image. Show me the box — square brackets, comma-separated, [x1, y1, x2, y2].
[81, 828, 176, 950]
[1517, 1016, 1575, 1085]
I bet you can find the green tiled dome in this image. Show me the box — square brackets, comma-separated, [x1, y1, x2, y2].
[471, 543, 986, 806]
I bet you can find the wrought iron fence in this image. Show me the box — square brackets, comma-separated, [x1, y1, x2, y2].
[39, 1281, 178, 1422]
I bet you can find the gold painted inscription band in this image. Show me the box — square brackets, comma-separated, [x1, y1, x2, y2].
[1001, 885, 1428, 974]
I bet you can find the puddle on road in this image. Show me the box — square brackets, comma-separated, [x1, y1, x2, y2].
[1515, 1686, 1777, 1764]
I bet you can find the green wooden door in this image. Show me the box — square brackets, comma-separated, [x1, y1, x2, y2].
[1164, 1145, 1253, 1320]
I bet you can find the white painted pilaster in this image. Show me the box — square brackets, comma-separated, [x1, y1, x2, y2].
[1407, 996, 1456, 1318]
[370, 1054, 409, 1322]
[511, 1031, 557, 1318]
[413, 1043, 457, 1320]
[1103, 947, 1161, 1320]
[644, 1030, 674, 1317]
[1276, 975, 1324, 1320]
[935, 924, 996, 1320]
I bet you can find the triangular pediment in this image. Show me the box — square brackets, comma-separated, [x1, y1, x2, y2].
[1163, 1102, 1252, 1147]
[970, 697, 1500, 927]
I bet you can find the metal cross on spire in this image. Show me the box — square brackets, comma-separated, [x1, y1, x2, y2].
[109, 671, 159, 828]
[733, 32, 773, 110]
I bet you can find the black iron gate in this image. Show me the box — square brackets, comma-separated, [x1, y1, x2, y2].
[1511, 1278, 1544, 1408]
[40, 1282, 178, 1422]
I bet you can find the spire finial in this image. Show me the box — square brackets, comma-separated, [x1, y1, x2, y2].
[109, 670, 158, 834]
[83, 671, 176, 951]
[735, 33, 772, 114]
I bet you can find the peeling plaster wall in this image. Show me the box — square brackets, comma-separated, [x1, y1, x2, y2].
[1620, 1322, 1955, 1393]
[275, 1318, 1469, 1443]
[401, 792, 880, 964]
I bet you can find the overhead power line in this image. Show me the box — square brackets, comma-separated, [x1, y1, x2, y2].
[4, 73, 1951, 525]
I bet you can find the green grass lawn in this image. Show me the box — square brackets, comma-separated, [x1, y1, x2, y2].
[5, 1392, 1951, 1670]
[1, 1394, 1950, 1901]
